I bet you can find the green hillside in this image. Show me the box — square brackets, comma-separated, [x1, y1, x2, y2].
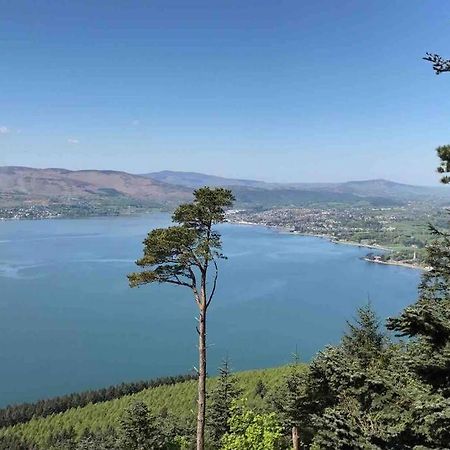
[0, 365, 301, 447]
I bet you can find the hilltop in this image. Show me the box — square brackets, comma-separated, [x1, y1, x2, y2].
[142, 170, 272, 189]
[0, 166, 192, 207]
[2, 166, 447, 220]
[146, 171, 449, 200]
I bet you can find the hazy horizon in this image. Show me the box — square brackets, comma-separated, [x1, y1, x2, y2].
[1, 164, 445, 187]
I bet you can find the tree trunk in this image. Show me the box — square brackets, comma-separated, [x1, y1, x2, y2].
[292, 425, 300, 450]
[196, 307, 207, 450]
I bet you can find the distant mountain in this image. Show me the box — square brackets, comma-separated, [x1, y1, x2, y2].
[327, 179, 447, 200]
[142, 170, 272, 189]
[1, 167, 448, 214]
[144, 171, 449, 202]
[0, 166, 192, 207]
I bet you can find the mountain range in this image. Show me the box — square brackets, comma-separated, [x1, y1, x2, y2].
[1, 166, 448, 211]
[145, 171, 447, 201]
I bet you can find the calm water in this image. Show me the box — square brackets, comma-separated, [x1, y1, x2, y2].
[0, 214, 420, 407]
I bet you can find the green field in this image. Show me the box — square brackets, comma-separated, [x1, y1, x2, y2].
[0, 365, 302, 447]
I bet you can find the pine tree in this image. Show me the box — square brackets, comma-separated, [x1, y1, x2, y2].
[386, 161, 450, 447]
[207, 357, 242, 446]
[286, 304, 422, 449]
[128, 187, 235, 450]
[341, 303, 385, 365]
[254, 379, 268, 400]
[271, 357, 308, 450]
[0, 435, 38, 450]
[75, 427, 119, 450]
[119, 401, 166, 450]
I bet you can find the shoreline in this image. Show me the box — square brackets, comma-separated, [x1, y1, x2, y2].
[1, 213, 428, 271]
[228, 218, 426, 271]
[362, 257, 427, 271]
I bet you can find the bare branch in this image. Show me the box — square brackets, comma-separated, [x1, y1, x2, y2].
[206, 259, 219, 309]
[165, 278, 194, 288]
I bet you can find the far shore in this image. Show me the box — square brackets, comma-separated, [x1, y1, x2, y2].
[362, 257, 428, 271]
[228, 218, 427, 271]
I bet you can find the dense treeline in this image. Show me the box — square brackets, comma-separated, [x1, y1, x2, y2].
[0, 368, 291, 448]
[0, 374, 195, 429]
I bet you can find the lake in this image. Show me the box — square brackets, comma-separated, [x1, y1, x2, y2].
[0, 214, 420, 407]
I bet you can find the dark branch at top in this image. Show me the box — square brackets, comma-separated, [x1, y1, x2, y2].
[423, 52, 450, 75]
[436, 145, 450, 184]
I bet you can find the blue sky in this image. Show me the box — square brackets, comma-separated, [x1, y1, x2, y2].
[1, 0, 450, 184]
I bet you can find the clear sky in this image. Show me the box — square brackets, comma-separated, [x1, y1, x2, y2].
[1, 0, 450, 185]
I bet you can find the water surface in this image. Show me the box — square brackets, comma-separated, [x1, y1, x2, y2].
[0, 214, 420, 406]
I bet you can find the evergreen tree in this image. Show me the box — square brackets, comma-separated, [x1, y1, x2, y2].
[47, 427, 77, 450]
[254, 379, 268, 400]
[385, 145, 450, 448]
[341, 303, 385, 365]
[119, 401, 167, 450]
[271, 357, 308, 450]
[286, 303, 424, 449]
[0, 435, 38, 450]
[75, 427, 119, 450]
[128, 187, 235, 450]
[207, 358, 242, 446]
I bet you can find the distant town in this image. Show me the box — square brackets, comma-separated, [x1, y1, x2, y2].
[0, 202, 159, 220]
[227, 203, 448, 268]
[1, 198, 447, 270]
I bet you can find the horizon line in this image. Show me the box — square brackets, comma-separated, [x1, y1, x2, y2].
[0, 164, 443, 188]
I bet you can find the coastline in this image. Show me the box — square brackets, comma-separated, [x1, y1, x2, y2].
[362, 257, 427, 271]
[1, 213, 428, 271]
[228, 218, 426, 271]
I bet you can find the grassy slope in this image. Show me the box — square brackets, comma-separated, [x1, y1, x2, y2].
[0, 365, 303, 446]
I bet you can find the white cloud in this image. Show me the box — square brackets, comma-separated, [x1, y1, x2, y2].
[0, 126, 10, 135]
[67, 138, 79, 144]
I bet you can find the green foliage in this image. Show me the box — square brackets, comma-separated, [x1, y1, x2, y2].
[385, 211, 450, 448]
[271, 360, 310, 442]
[0, 434, 38, 450]
[118, 401, 174, 450]
[0, 374, 195, 429]
[290, 188, 450, 448]
[73, 427, 119, 450]
[207, 358, 242, 446]
[128, 187, 235, 291]
[283, 304, 426, 449]
[341, 303, 385, 365]
[221, 400, 284, 450]
[46, 427, 77, 450]
[119, 401, 159, 449]
[0, 366, 294, 448]
[254, 380, 267, 400]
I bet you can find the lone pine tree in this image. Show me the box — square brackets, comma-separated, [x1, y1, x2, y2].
[128, 187, 234, 450]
